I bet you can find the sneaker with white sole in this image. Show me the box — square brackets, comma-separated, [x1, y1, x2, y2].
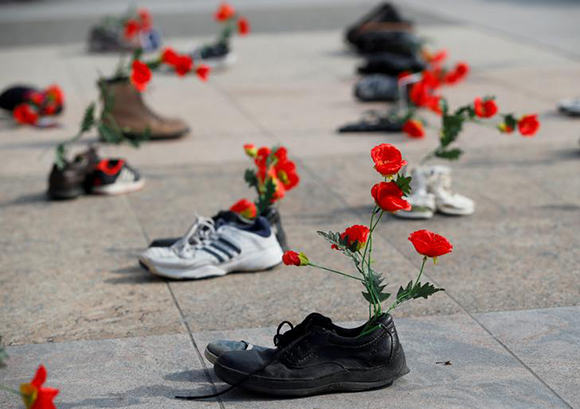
[139, 216, 283, 280]
[428, 165, 475, 216]
[393, 166, 435, 219]
[87, 159, 145, 195]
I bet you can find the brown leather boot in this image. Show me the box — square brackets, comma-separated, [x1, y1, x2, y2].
[101, 78, 189, 141]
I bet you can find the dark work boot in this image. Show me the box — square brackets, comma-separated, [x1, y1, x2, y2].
[214, 313, 409, 397]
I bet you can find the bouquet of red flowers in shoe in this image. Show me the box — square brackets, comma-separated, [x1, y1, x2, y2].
[193, 145, 452, 399]
[0, 84, 64, 127]
[283, 144, 451, 332]
[230, 144, 300, 219]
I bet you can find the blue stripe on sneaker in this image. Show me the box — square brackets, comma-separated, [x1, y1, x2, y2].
[201, 247, 224, 263]
[210, 243, 233, 259]
[217, 238, 241, 254]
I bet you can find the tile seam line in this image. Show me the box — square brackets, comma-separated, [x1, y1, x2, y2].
[124, 195, 226, 408]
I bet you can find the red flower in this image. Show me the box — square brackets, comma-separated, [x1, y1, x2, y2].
[282, 251, 309, 266]
[408, 230, 453, 259]
[275, 159, 300, 191]
[371, 182, 411, 213]
[474, 97, 498, 118]
[138, 8, 152, 31]
[255, 146, 271, 168]
[340, 225, 370, 251]
[13, 103, 38, 125]
[161, 47, 179, 65]
[215, 2, 236, 21]
[444, 62, 469, 85]
[230, 199, 257, 219]
[45, 85, 64, 106]
[130, 60, 151, 92]
[124, 19, 140, 39]
[426, 94, 442, 115]
[27, 91, 45, 106]
[518, 114, 539, 137]
[196, 64, 211, 81]
[174, 55, 193, 77]
[20, 365, 59, 409]
[403, 119, 425, 138]
[426, 49, 447, 66]
[370, 144, 407, 177]
[244, 143, 257, 157]
[42, 103, 57, 116]
[238, 17, 250, 35]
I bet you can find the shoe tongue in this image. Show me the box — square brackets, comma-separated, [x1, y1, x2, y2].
[213, 211, 245, 227]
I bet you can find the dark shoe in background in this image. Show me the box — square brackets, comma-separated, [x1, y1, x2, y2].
[88, 26, 161, 53]
[355, 74, 399, 102]
[353, 31, 420, 56]
[192, 42, 236, 69]
[339, 112, 404, 133]
[214, 313, 409, 397]
[47, 148, 100, 200]
[358, 52, 425, 76]
[346, 2, 413, 48]
[100, 78, 189, 141]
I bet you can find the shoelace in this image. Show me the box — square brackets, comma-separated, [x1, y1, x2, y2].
[175, 319, 306, 400]
[171, 216, 216, 255]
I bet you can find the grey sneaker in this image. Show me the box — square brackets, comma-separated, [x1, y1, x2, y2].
[204, 340, 269, 364]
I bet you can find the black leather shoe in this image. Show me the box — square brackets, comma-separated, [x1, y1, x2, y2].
[214, 313, 409, 397]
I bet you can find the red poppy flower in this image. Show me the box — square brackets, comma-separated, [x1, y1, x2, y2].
[244, 143, 257, 157]
[27, 91, 45, 106]
[124, 19, 140, 39]
[422, 70, 441, 89]
[174, 55, 193, 77]
[238, 17, 250, 35]
[20, 365, 59, 409]
[403, 119, 425, 138]
[230, 199, 257, 219]
[340, 225, 370, 251]
[275, 159, 300, 191]
[45, 85, 64, 106]
[408, 230, 453, 259]
[161, 47, 179, 65]
[130, 60, 151, 92]
[282, 251, 309, 266]
[444, 62, 469, 85]
[370, 144, 407, 177]
[196, 64, 211, 81]
[427, 49, 447, 66]
[42, 103, 57, 116]
[426, 94, 442, 115]
[255, 146, 271, 168]
[215, 2, 236, 21]
[274, 146, 288, 163]
[518, 114, 539, 137]
[138, 8, 152, 31]
[13, 103, 38, 125]
[371, 182, 411, 213]
[474, 97, 498, 118]
[269, 176, 286, 203]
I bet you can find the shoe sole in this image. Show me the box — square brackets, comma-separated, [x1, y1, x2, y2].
[436, 205, 475, 216]
[392, 209, 434, 219]
[91, 179, 145, 196]
[204, 348, 219, 365]
[140, 247, 283, 280]
[214, 361, 410, 397]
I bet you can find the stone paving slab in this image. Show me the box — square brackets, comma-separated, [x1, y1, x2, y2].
[193, 312, 572, 409]
[476, 306, 580, 408]
[0, 334, 218, 409]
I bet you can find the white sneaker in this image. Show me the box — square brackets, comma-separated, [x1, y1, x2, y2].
[139, 217, 283, 280]
[428, 166, 475, 216]
[558, 98, 580, 116]
[393, 166, 436, 219]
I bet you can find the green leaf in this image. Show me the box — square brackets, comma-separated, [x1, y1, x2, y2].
[440, 113, 464, 147]
[98, 123, 122, 144]
[435, 148, 463, 161]
[244, 169, 258, 188]
[503, 114, 517, 129]
[80, 102, 96, 133]
[412, 282, 444, 299]
[378, 292, 392, 302]
[395, 174, 413, 196]
[361, 291, 372, 303]
[54, 144, 66, 170]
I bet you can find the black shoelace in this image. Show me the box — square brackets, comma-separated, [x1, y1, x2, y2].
[175, 320, 308, 400]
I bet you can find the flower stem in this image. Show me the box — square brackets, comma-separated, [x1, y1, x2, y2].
[308, 263, 364, 282]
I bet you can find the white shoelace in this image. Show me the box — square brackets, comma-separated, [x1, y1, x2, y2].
[171, 216, 217, 255]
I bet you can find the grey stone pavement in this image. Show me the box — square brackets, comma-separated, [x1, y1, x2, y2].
[1, 0, 579, 408]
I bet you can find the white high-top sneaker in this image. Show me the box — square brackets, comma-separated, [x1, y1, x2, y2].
[393, 166, 436, 219]
[428, 166, 475, 216]
[140, 217, 283, 280]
